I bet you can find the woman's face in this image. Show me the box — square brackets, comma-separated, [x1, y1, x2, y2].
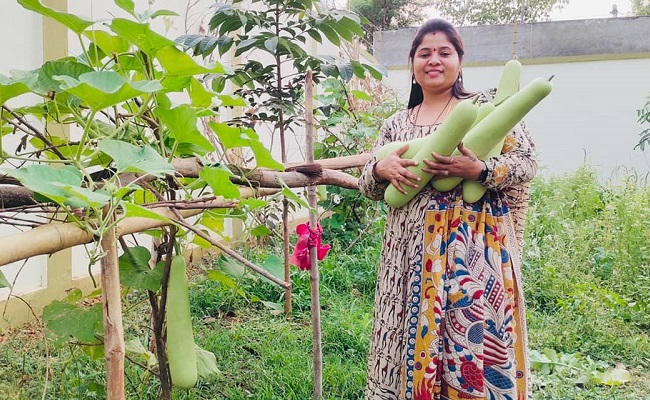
[412, 31, 461, 95]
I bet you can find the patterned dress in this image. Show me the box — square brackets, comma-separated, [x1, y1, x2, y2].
[359, 94, 537, 400]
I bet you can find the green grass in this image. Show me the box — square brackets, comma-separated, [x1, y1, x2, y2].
[1, 166, 649, 399]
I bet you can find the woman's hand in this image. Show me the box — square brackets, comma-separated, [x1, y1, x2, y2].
[373, 144, 421, 194]
[422, 142, 485, 180]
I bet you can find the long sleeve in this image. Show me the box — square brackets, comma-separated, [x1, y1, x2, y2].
[481, 121, 537, 190]
[358, 118, 395, 201]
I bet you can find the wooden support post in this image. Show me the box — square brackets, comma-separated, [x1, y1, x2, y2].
[100, 207, 125, 400]
[305, 71, 323, 399]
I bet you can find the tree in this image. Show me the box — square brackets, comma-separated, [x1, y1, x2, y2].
[350, 0, 428, 47]
[632, 0, 650, 16]
[430, 0, 569, 26]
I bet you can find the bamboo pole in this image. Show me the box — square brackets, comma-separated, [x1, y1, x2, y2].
[99, 206, 126, 400]
[305, 71, 323, 400]
[0, 188, 278, 268]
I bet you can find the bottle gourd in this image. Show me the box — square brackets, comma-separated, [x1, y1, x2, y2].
[383, 98, 479, 208]
[166, 255, 198, 389]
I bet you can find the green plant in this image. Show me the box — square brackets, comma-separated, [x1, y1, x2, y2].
[531, 348, 631, 386]
[635, 95, 650, 150]
[524, 167, 650, 367]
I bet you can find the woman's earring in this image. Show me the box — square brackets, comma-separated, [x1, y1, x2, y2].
[412, 77, 417, 85]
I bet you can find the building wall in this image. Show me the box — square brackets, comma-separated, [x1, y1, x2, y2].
[374, 16, 650, 179]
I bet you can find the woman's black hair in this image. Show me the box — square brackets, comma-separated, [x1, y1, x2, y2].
[407, 18, 473, 109]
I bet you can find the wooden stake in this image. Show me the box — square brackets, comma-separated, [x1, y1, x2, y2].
[99, 206, 126, 400]
[305, 71, 323, 399]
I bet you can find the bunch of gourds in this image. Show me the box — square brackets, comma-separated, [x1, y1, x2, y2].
[376, 60, 553, 208]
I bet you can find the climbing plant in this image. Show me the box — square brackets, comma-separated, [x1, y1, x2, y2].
[0, 0, 384, 398]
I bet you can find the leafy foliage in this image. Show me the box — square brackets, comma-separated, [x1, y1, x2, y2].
[313, 77, 398, 241]
[176, 0, 385, 134]
[1, 0, 391, 396]
[531, 348, 632, 392]
[350, 0, 428, 46]
[635, 95, 650, 150]
[430, 0, 569, 26]
[632, 0, 650, 16]
[524, 167, 650, 367]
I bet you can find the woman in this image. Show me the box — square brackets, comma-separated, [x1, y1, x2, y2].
[359, 18, 537, 400]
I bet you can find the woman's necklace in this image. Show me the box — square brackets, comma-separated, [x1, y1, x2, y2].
[410, 94, 454, 127]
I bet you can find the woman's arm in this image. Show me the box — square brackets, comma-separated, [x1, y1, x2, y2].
[480, 121, 537, 190]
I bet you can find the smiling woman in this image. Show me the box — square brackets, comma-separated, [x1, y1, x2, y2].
[360, 18, 538, 400]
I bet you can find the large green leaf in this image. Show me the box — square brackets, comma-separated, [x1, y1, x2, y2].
[199, 166, 241, 199]
[0, 59, 96, 105]
[0, 74, 32, 104]
[55, 71, 162, 111]
[98, 139, 175, 177]
[118, 246, 163, 292]
[109, 18, 175, 55]
[121, 202, 173, 224]
[187, 78, 212, 107]
[259, 254, 284, 285]
[42, 301, 103, 348]
[115, 0, 136, 16]
[153, 105, 215, 155]
[2, 165, 86, 207]
[55, 185, 111, 208]
[156, 46, 227, 77]
[195, 346, 220, 378]
[35, 59, 95, 96]
[125, 338, 157, 368]
[208, 122, 283, 170]
[336, 60, 354, 82]
[83, 30, 130, 56]
[214, 93, 247, 107]
[18, 0, 93, 35]
[198, 211, 225, 236]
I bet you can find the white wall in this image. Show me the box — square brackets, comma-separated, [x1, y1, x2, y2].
[385, 58, 650, 181]
[0, 2, 48, 299]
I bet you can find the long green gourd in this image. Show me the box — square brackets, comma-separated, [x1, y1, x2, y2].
[492, 59, 523, 106]
[434, 59, 522, 193]
[432, 77, 552, 194]
[461, 59, 523, 202]
[383, 98, 479, 208]
[166, 255, 198, 389]
[375, 136, 427, 160]
[375, 102, 494, 161]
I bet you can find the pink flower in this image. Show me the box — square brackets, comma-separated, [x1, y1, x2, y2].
[289, 222, 331, 271]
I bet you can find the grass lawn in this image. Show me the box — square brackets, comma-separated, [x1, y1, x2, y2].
[1, 167, 649, 399]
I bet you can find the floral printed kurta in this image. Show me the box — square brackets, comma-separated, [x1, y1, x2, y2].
[359, 95, 537, 400]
